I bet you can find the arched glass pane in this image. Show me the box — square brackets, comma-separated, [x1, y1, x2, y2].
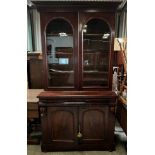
[83, 18, 111, 87]
[46, 19, 74, 87]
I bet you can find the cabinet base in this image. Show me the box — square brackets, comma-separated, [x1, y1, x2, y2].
[41, 143, 115, 152]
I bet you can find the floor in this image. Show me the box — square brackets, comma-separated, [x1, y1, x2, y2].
[27, 122, 127, 155]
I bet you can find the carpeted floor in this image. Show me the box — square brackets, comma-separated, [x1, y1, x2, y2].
[27, 122, 127, 155]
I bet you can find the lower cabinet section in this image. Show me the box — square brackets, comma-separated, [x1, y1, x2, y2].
[38, 91, 116, 152]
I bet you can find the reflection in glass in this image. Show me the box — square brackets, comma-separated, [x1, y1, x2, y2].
[83, 19, 111, 87]
[46, 19, 74, 87]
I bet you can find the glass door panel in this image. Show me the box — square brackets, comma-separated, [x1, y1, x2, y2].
[46, 18, 74, 87]
[82, 19, 111, 87]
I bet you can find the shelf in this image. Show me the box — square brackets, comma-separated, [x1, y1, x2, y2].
[47, 34, 73, 37]
[56, 52, 73, 55]
[84, 38, 110, 42]
[83, 71, 108, 74]
[49, 69, 108, 74]
[84, 64, 109, 67]
[83, 49, 109, 52]
[84, 34, 103, 36]
[49, 69, 73, 73]
[83, 78, 108, 82]
[84, 34, 110, 37]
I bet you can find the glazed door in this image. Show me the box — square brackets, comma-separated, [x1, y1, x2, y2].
[79, 12, 115, 90]
[78, 106, 109, 145]
[45, 106, 78, 150]
[40, 12, 78, 90]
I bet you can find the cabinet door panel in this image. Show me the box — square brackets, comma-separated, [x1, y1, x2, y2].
[79, 106, 109, 144]
[40, 12, 79, 90]
[47, 107, 78, 144]
[79, 12, 115, 90]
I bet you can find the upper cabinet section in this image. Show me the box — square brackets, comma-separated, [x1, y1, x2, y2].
[33, 1, 122, 90]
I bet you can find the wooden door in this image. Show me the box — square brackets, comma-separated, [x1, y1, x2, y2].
[78, 105, 115, 150]
[79, 106, 108, 143]
[43, 106, 78, 150]
[79, 12, 115, 90]
[40, 12, 79, 90]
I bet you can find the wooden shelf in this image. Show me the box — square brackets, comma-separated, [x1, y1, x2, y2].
[47, 34, 73, 36]
[84, 38, 110, 42]
[56, 52, 73, 55]
[83, 78, 107, 82]
[83, 49, 109, 52]
[83, 71, 108, 74]
[84, 64, 109, 67]
[84, 33, 103, 36]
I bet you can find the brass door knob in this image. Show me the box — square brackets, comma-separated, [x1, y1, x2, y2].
[77, 131, 82, 138]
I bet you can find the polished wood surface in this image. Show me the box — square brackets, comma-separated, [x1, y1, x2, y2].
[38, 91, 116, 151]
[37, 6, 116, 90]
[38, 91, 116, 99]
[33, 0, 121, 152]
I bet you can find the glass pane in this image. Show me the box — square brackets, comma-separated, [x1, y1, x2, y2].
[46, 19, 74, 87]
[83, 19, 110, 87]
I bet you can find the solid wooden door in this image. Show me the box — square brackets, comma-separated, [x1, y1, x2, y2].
[43, 106, 78, 150]
[79, 106, 109, 145]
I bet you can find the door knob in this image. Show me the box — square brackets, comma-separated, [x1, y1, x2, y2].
[77, 124, 82, 144]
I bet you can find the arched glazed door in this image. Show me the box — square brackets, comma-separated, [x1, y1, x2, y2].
[41, 13, 78, 89]
[82, 18, 111, 88]
[46, 18, 74, 87]
[79, 12, 114, 90]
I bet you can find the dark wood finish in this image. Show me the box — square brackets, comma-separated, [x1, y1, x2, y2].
[38, 91, 116, 151]
[32, 1, 121, 12]
[29, 59, 43, 89]
[79, 12, 115, 90]
[41, 106, 78, 151]
[33, 0, 121, 152]
[40, 12, 78, 90]
[33, 1, 119, 90]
